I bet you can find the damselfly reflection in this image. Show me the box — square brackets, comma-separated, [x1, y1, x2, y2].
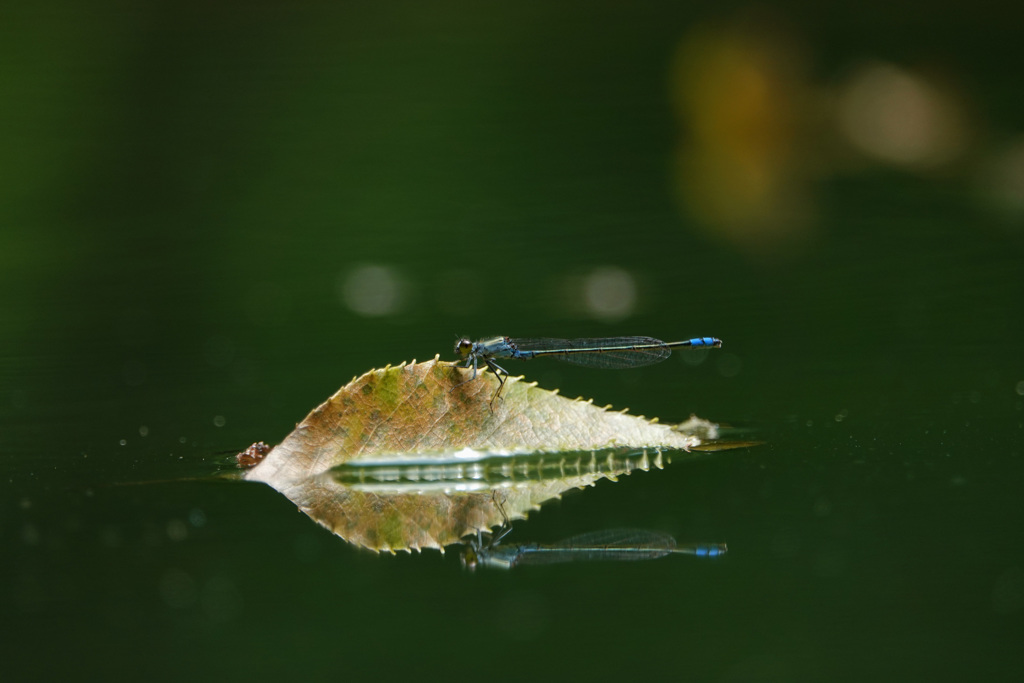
[461, 527, 728, 571]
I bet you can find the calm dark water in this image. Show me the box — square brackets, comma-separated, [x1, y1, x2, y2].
[3, 2, 1024, 681]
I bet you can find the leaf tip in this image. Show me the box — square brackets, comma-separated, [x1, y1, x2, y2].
[236, 441, 271, 468]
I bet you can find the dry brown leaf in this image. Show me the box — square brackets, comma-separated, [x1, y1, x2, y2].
[244, 357, 717, 552]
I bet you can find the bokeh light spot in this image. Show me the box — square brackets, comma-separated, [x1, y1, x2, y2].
[338, 264, 408, 317]
[837, 63, 966, 167]
[978, 137, 1024, 223]
[581, 266, 637, 322]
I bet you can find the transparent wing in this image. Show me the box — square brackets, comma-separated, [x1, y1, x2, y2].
[509, 337, 672, 369]
[510, 529, 679, 565]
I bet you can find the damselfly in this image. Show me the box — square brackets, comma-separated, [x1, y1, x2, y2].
[453, 335, 722, 405]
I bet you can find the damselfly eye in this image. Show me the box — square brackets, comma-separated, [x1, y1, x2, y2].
[455, 339, 473, 356]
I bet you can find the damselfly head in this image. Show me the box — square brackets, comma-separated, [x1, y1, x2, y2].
[460, 545, 479, 571]
[454, 338, 474, 358]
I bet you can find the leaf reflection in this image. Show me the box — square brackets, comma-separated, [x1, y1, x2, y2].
[241, 358, 731, 553]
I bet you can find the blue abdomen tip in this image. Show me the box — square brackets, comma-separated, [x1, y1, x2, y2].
[690, 337, 722, 347]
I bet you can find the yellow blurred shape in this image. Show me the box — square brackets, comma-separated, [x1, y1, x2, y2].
[670, 23, 813, 256]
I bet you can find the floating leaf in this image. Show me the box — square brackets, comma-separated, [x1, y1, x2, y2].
[244, 357, 718, 553]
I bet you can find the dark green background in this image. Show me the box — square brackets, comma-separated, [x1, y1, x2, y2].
[3, 2, 1023, 681]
